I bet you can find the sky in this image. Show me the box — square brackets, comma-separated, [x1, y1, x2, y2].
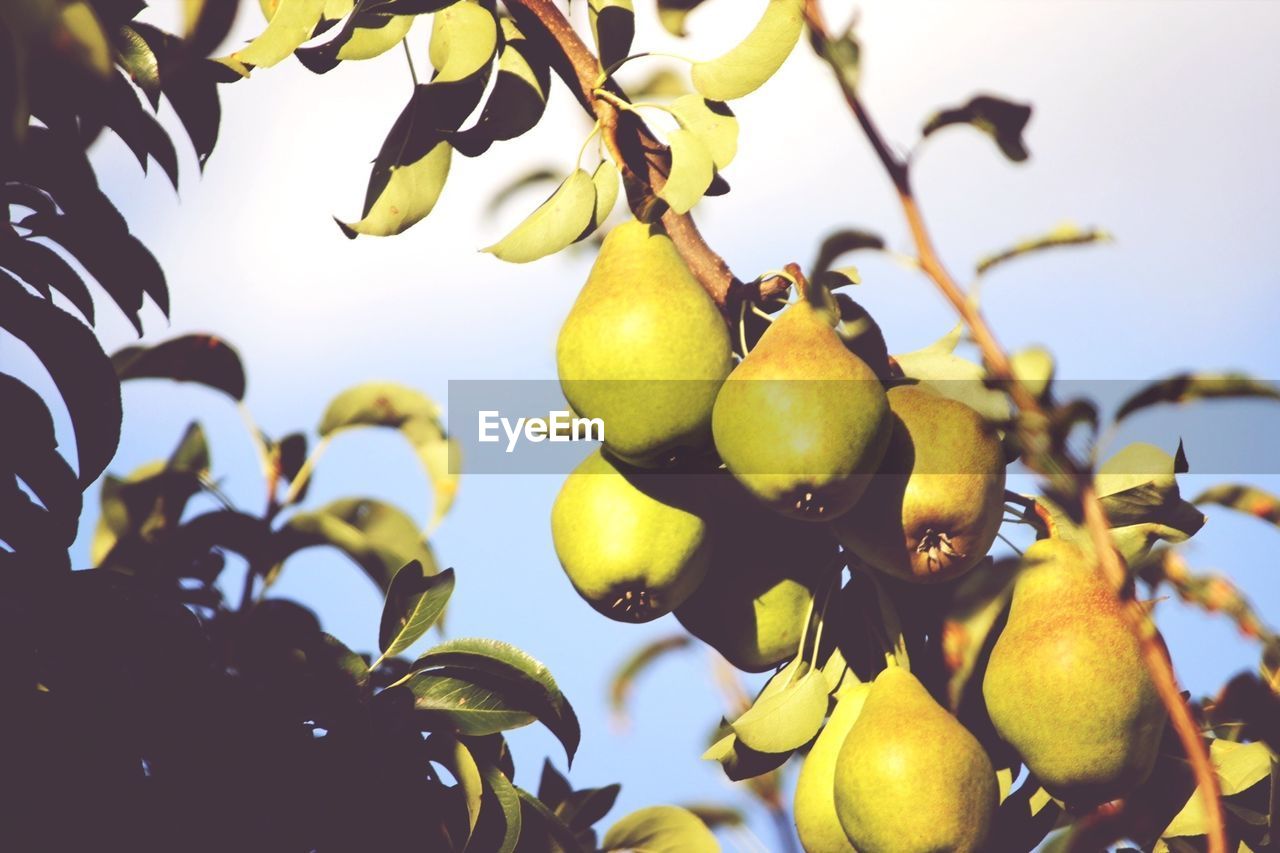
[7, 0, 1280, 849]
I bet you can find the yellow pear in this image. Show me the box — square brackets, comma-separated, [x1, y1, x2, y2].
[794, 684, 869, 853]
[551, 450, 710, 622]
[983, 539, 1167, 805]
[557, 220, 733, 467]
[711, 300, 890, 521]
[833, 385, 1005, 583]
[834, 667, 997, 853]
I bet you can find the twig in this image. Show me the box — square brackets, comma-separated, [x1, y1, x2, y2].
[801, 1, 1225, 849]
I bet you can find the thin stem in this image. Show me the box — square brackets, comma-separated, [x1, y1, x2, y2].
[280, 435, 332, 509]
[803, 1, 1225, 847]
[401, 38, 418, 86]
[576, 121, 602, 170]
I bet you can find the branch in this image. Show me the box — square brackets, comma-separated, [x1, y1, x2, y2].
[802, 2, 1226, 850]
[500, 0, 789, 309]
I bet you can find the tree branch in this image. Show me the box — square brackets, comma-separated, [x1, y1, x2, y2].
[500, 0, 789, 309]
[802, 1, 1226, 850]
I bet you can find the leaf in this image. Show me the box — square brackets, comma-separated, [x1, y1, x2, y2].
[0, 232, 96, 322]
[428, 1, 498, 83]
[0, 375, 81, 552]
[101, 71, 179, 189]
[1194, 484, 1280, 527]
[319, 382, 459, 531]
[588, 0, 634, 70]
[656, 0, 713, 38]
[730, 668, 828, 754]
[942, 557, 1018, 710]
[559, 783, 621, 833]
[483, 168, 597, 263]
[295, 5, 415, 71]
[379, 563, 455, 658]
[274, 497, 440, 592]
[670, 95, 738, 170]
[628, 67, 688, 98]
[922, 93, 1033, 162]
[1095, 442, 1205, 564]
[602, 805, 720, 853]
[229, 0, 327, 68]
[517, 787, 587, 853]
[411, 638, 580, 764]
[976, 222, 1112, 276]
[576, 159, 620, 243]
[893, 326, 1010, 425]
[690, 0, 804, 101]
[339, 86, 453, 237]
[811, 228, 885, 277]
[425, 735, 484, 843]
[473, 761, 522, 853]
[607, 634, 691, 725]
[451, 18, 550, 156]
[657, 128, 714, 215]
[1115, 373, 1280, 422]
[399, 670, 538, 735]
[112, 333, 246, 400]
[1010, 346, 1054, 401]
[0, 280, 120, 486]
[115, 25, 162, 107]
[1163, 740, 1273, 839]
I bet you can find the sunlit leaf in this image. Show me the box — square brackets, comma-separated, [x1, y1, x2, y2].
[229, 0, 327, 68]
[602, 805, 720, 853]
[976, 222, 1112, 276]
[730, 668, 828, 754]
[424, 735, 483, 843]
[1162, 740, 1273, 839]
[399, 671, 537, 734]
[483, 169, 597, 263]
[922, 93, 1033, 162]
[474, 761, 522, 853]
[429, 0, 497, 83]
[690, 0, 804, 101]
[1114, 373, 1280, 422]
[576, 159, 619, 242]
[893, 326, 1010, 424]
[1193, 484, 1280, 527]
[657, 128, 713, 215]
[451, 18, 550, 157]
[379, 563, 455, 658]
[670, 95, 737, 170]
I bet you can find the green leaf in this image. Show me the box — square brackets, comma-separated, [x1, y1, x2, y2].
[338, 12, 413, 60]
[430, 1, 498, 81]
[657, 128, 714, 215]
[576, 159, 620, 244]
[976, 222, 1112, 276]
[602, 805, 720, 853]
[670, 95, 738, 170]
[608, 634, 692, 725]
[814, 266, 861, 291]
[893, 326, 1010, 425]
[1194, 484, 1280, 527]
[1096, 443, 1205, 565]
[474, 761, 522, 853]
[1114, 373, 1280, 422]
[379, 563, 455, 659]
[483, 169, 597, 263]
[1163, 740, 1274, 838]
[922, 93, 1033, 162]
[274, 497, 440, 592]
[425, 735, 484, 843]
[229, 0, 327, 68]
[730, 667, 829, 754]
[588, 0, 634, 70]
[942, 557, 1018, 710]
[1010, 346, 1054, 402]
[690, 0, 804, 101]
[112, 333, 246, 400]
[318, 382, 459, 532]
[452, 18, 550, 156]
[412, 638, 580, 763]
[339, 86, 453, 237]
[400, 670, 538, 734]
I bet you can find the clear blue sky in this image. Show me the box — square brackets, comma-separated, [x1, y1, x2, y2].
[13, 1, 1278, 848]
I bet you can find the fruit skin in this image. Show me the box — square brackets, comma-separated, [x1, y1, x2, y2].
[832, 385, 1005, 583]
[557, 220, 733, 467]
[983, 538, 1167, 806]
[675, 492, 837, 672]
[711, 300, 890, 521]
[550, 450, 710, 622]
[834, 667, 997, 853]
[794, 684, 869, 853]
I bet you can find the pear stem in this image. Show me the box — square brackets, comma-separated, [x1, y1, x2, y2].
[802, 1, 1226, 849]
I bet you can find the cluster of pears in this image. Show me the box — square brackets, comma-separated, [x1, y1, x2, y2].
[549, 220, 1168, 850]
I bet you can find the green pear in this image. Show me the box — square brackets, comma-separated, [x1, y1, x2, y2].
[834, 667, 997, 853]
[983, 539, 1167, 805]
[794, 684, 870, 853]
[557, 220, 733, 467]
[551, 450, 710, 622]
[675, 496, 838, 671]
[711, 300, 890, 521]
[833, 385, 1005, 583]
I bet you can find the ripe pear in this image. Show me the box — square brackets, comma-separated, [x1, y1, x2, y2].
[834, 667, 997, 853]
[551, 450, 710, 622]
[983, 538, 1167, 805]
[794, 684, 870, 853]
[833, 385, 1005, 583]
[557, 220, 733, 467]
[675, 498, 837, 671]
[711, 299, 890, 521]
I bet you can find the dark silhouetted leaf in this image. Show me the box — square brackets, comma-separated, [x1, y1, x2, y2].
[1115, 373, 1280, 422]
[112, 333, 246, 400]
[923, 93, 1033, 162]
[1194, 484, 1280, 527]
[0, 232, 95, 322]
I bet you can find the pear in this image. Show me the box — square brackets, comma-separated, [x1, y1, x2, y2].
[675, 498, 838, 672]
[557, 220, 733, 467]
[833, 385, 1005, 583]
[834, 667, 997, 853]
[794, 684, 870, 853]
[551, 450, 710, 622]
[982, 539, 1167, 805]
[711, 300, 890, 521]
